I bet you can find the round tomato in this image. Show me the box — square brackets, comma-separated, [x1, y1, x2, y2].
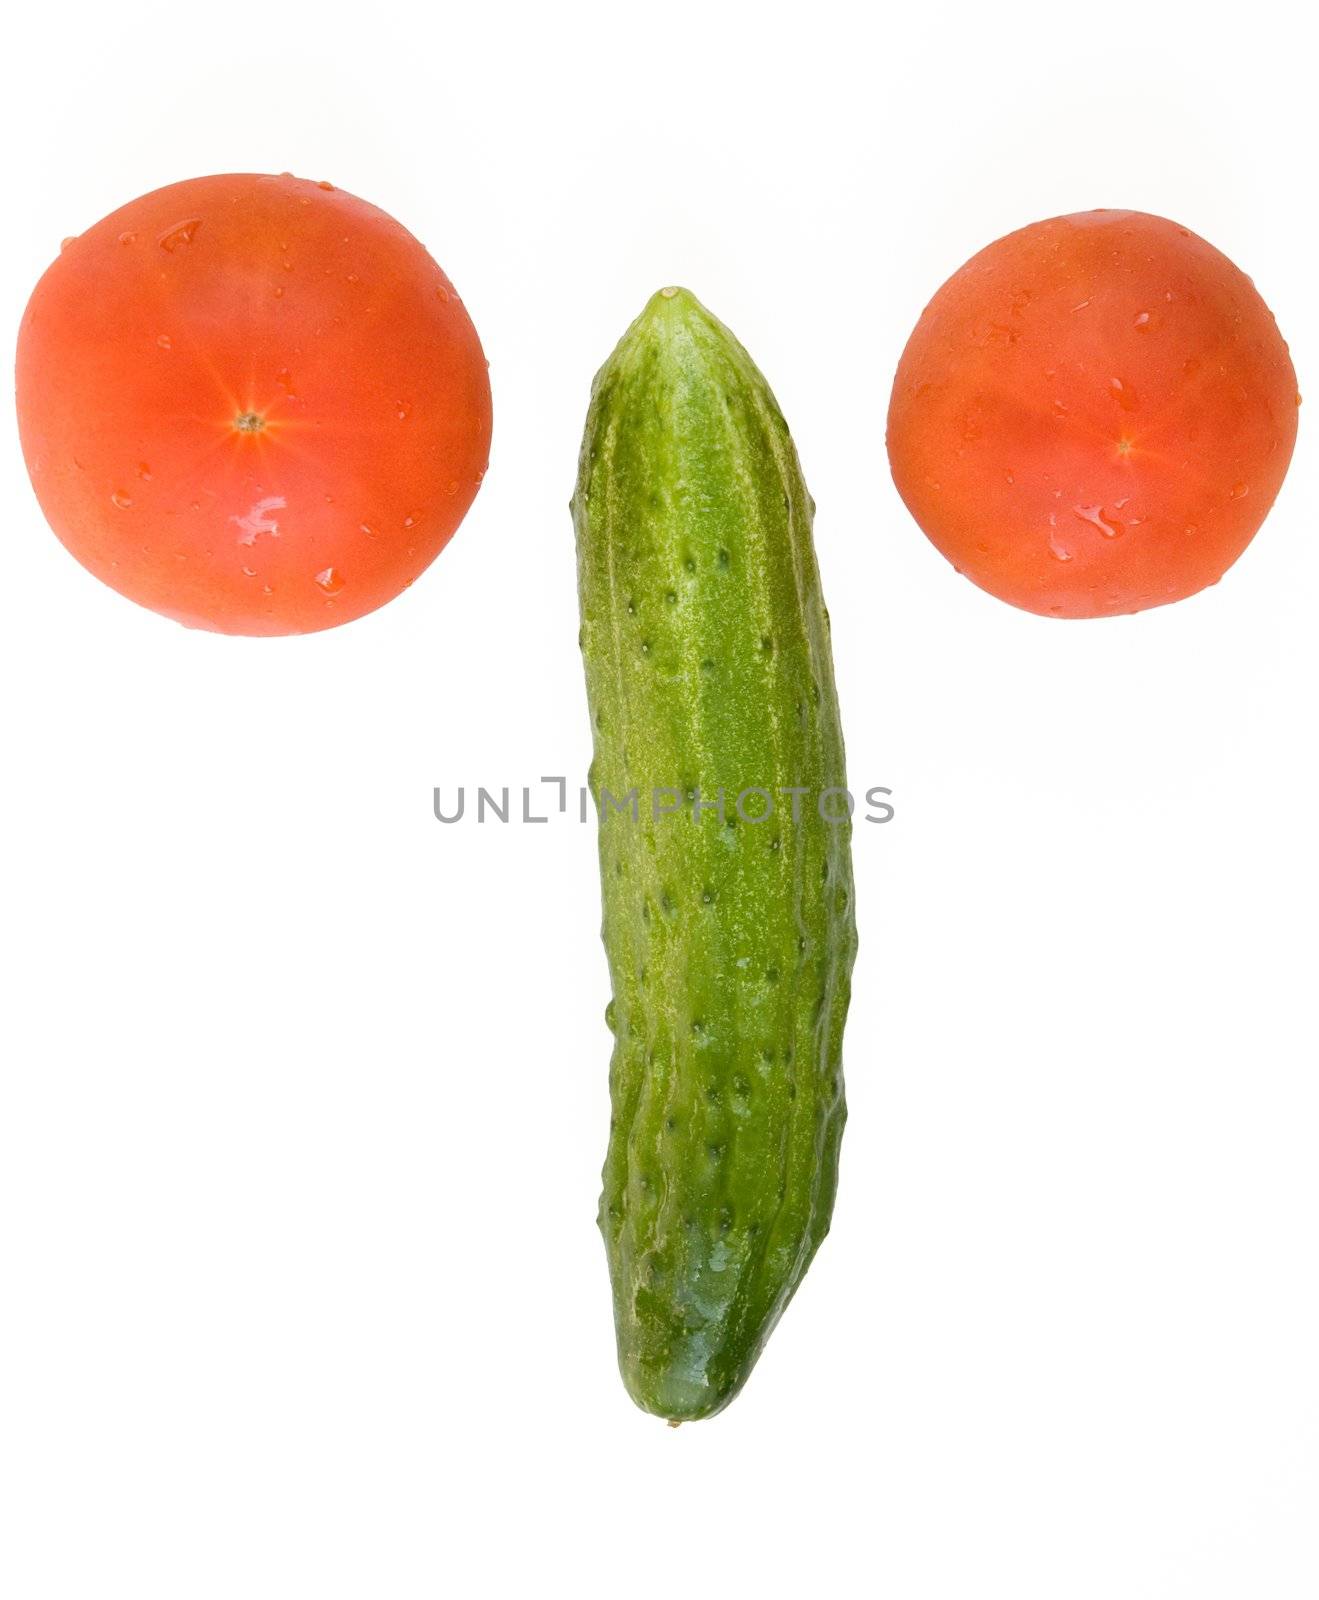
[16, 172, 492, 635]
[886, 210, 1298, 618]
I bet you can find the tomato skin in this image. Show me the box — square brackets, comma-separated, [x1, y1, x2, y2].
[16, 173, 492, 635]
[886, 210, 1298, 618]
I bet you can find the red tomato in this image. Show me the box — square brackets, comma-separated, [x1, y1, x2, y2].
[16, 173, 492, 635]
[887, 211, 1298, 618]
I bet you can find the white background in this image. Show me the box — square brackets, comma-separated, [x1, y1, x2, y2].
[2, 2, 1315, 1595]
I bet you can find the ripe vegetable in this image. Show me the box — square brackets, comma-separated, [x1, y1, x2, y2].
[573, 288, 857, 1421]
[16, 173, 491, 635]
[887, 210, 1298, 618]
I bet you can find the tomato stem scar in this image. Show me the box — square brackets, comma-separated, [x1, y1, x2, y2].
[234, 411, 266, 433]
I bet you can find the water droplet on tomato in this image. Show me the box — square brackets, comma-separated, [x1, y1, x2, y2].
[137, 463, 152, 480]
[436, 284, 450, 303]
[60, 236, 78, 252]
[110, 491, 133, 510]
[403, 512, 421, 529]
[314, 567, 344, 595]
[1073, 504, 1124, 538]
[1229, 481, 1250, 499]
[316, 179, 335, 191]
[158, 219, 201, 252]
[118, 230, 137, 245]
[1110, 378, 1138, 411]
[231, 494, 284, 544]
[1134, 311, 1151, 330]
[241, 566, 257, 578]
[396, 402, 410, 420]
[359, 523, 376, 537]
[156, 334, 172, 350]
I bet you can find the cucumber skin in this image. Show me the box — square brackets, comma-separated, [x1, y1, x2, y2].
[572, 289, 857, 1421]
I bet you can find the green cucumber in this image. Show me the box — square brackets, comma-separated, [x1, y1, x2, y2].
[573, 288, 857, 1421]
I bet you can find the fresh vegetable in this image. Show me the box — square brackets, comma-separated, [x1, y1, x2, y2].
[573, 288, 857, 1421]
[886, 210, 1298, 618]
[16, 172, 491, 635]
